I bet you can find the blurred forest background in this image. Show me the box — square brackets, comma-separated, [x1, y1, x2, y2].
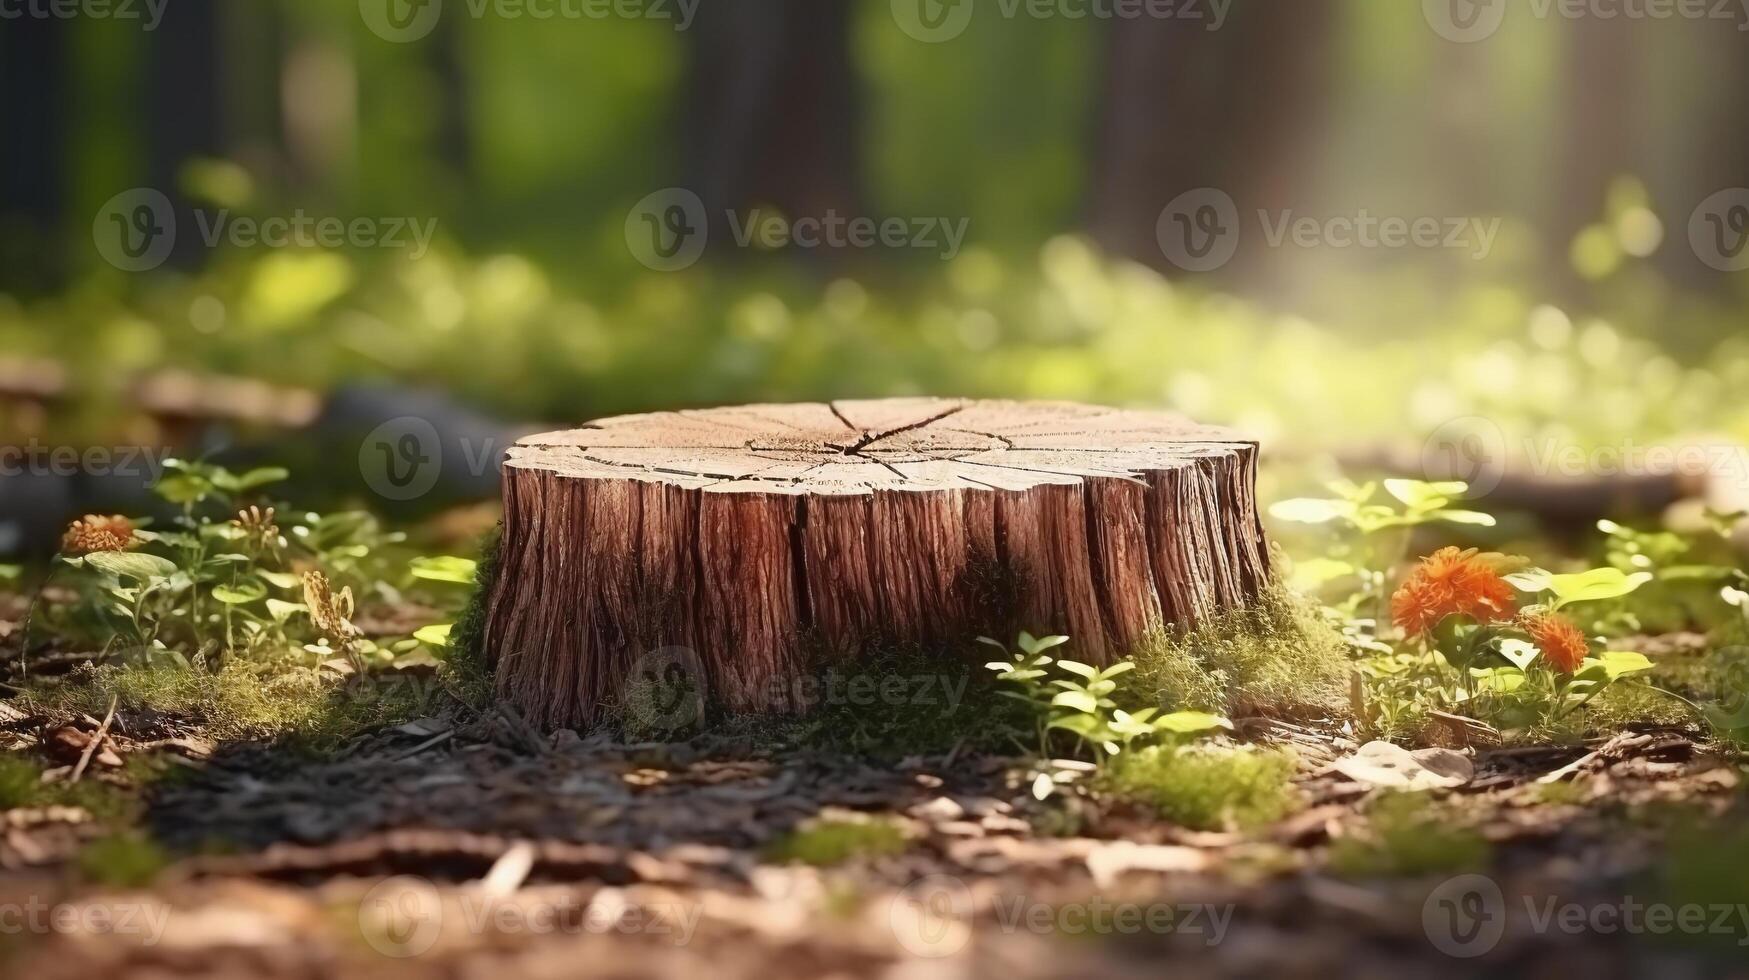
[2, 0, 1749, 538]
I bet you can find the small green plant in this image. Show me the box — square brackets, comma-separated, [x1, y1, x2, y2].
[26, 462, 463, 739]
[763, 817, 909, 867]
[1271, 479, 1495, 646]
[982, 632, 1234, 802]
[1595, 514, 1747, 635]
[1356, 550, 1657, 738]
[982, 632, 1231, 763]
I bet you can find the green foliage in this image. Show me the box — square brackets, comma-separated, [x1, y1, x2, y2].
[1530, 779, 1587, 806]
[1129, 587, 1353, 720]
[152, 459, 287, 509]
[441, 526, 501, 708]
[13, 225, 1745, 463]
[1328, 793, 1490, 878]
[982, 632, 1231, 767]
[31, 660, 429, 748]
[0, 756, 48, 809]
[763, 818, 909, 867]
[49, 461, 430, 673]
[1271, 479, 1496, 645]
[1271, 479, 1495, 536]
[1101, 745, 1298, 831]
[1593, 515, 1747, 635]
[0, 756, 133, 820]
[76, 833, 170, 888]
[1507, 566, 1654, 613]
[408, 556, 479, 585]
[27, 462, 465, 748]
[1356, 556, 1657, 740]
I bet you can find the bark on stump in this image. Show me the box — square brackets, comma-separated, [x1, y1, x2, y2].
[484, 398, 1271, 729]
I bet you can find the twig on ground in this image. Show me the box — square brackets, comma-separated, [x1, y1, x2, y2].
[391, 729, 456, 762]
[70, 695, 118, 784]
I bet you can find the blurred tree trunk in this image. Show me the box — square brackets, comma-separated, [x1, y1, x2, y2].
[1431, 41, 1498, 219]
[433, 16, 473, 183]
[683, 0, 862, 256]
[146, 0, 227, 269]
[220, 1, 290, 188]
[1671, 26, 1749, 291]
[0, 18, 71, 294]
[1086, 2, 1338, 276]
[1550, 16, 1639, 282]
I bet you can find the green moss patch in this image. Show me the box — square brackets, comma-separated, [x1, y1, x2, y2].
[1101, 745, 1299, 831]
[1131, 587, 1351, 720]
[763, 817, 909, 867]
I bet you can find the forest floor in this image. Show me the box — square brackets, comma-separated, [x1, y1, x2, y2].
[1, 636, 1746, 980]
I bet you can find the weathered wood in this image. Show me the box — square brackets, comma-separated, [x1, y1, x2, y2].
[484, 398, 1271, 729]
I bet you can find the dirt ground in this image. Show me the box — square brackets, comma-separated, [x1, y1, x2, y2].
[1, 693, 1745, 980]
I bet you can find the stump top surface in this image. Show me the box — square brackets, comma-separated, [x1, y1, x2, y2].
[507, 398, 1252, 495]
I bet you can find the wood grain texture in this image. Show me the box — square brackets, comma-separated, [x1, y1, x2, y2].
[484, 398, 1271, 729]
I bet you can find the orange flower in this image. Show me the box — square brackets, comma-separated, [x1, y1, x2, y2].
[1391, 547, 1518, 637]
[1520, 613, 1590, 674]
[60, 515, 136, 555]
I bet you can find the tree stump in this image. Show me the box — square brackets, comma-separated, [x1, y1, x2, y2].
[484, 398, 1271, 729]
